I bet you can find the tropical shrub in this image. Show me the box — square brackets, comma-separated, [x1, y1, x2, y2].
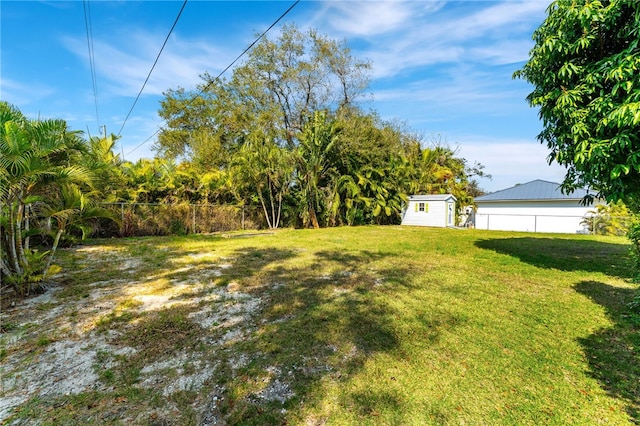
[0, 102, 117, 295]
[582, 200, 632, 236]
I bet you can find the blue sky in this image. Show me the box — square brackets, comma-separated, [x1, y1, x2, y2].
[1, 0, 565, 192]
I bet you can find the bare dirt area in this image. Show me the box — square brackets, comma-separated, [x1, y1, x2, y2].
[0, 241, 299, 425]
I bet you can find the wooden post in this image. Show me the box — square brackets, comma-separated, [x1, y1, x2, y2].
[192, 204, 196, 234]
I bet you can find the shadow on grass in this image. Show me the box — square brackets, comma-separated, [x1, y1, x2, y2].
[574, 281, 640, 422]
[215, 248, 408, 424]
[6, 237, 461, 425]
[315, 249, 388, 267]
[475, 237, 632, 279]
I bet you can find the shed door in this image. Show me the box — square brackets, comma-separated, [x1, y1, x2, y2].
[447, 202, 454, 226]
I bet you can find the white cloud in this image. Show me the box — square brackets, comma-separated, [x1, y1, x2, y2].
[365, 45, 463, 79]
[371, 63, 528, 120]
[61, 30, 232, 97]
[314, 1, 547, 79]
[376, 77, 506, 104]
[457, 138, 567, 192]
[467, 39, 535, 65]
[0, 78, 56, 107]
[322, 1, 438, 36]
[442, 1, 547, 41]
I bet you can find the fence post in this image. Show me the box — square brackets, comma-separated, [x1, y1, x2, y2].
[192, 204, 196, 234]
[242, 206, 245, 230]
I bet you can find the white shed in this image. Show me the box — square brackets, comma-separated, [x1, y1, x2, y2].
[474, 180, 602, 233]
[401, 194, 457, 228]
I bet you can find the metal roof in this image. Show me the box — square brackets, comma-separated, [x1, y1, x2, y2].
[409, 194, 456, 201]
[475, 179, 590, 202]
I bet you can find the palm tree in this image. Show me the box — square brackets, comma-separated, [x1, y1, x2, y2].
[230, 132, 294, 229]
[295, 111, 340, 228]
[41, 184, 116, 277]
[0, 102, 115, 295]
[83, 134, 125, 203]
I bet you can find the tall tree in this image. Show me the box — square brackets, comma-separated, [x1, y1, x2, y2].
[514, 0, 640, 202]
[156, 88, 233, 169]
[156, 24, 371, 163]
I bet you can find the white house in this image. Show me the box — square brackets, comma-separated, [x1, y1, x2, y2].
[474, 180, 602, 233]
[401, 194, 457, 228]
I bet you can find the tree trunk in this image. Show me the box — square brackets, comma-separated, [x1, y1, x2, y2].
[256, 191, 273, 229]
[0, 257, 11, 277]
[15, 201, 28, 267]
[43, 227, 64, 279]
[309, 206, 320, 229]
[7, 202, 23, 274]
[275, 193, 283, 230]
[0, 223, 11, 277]
[267, 179, 279, 229]
[24, 204, 30, 251]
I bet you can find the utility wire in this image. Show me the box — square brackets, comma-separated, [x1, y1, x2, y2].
[83, 0, 100, 127]
[126, 0, 300, 157]
[117, 0, 189, 137]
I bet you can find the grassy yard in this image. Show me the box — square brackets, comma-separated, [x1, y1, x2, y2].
[1, 226, 638, 425]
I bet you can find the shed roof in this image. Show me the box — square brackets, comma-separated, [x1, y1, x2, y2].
[409, 194, 456, 202]
[475, 179, 590, 202]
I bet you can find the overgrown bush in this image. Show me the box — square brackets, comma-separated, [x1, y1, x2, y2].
[98, 203, 264, 237]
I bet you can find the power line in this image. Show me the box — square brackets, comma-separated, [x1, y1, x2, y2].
[200, 0, 301, 95]
[126, 0, 300, 157]
[117, 0, 189, 137]
[83, 0, 100, 126]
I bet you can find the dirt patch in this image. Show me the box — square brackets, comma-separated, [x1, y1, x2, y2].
[0, 322, 135, 419]
[0, 244, 295, 424]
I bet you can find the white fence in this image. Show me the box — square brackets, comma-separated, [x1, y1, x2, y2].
[473, 213, 630, 235]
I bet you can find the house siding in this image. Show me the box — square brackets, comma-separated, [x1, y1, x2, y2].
[401, 195, 456, 228]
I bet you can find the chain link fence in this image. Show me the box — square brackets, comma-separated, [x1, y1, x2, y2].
[97, 203, 267, 237]
[581, 213, 632, 236]
[473, 213, 631, 235]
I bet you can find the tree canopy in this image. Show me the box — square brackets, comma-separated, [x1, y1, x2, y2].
[514, 0, 640, 203]
[156, 24, 371, 165]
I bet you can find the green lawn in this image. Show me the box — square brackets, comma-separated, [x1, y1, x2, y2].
[2, 226, 639, 425]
